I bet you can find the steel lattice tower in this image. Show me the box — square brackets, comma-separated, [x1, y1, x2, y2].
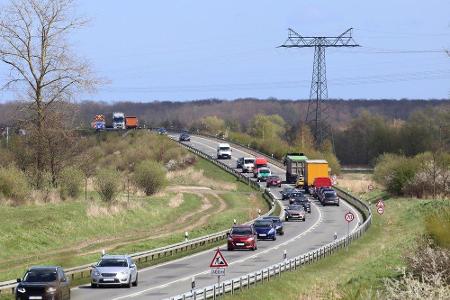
[280, 28, 359, 146]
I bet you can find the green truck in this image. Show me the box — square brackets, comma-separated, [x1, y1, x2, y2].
[285, 153, 308, 185]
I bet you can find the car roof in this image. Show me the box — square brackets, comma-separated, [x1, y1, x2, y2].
[262, 216, 280, 220]
[218, 143, 230, 147]
[232, 225, 252, 229]
[101, 255, 130, 260]
[244, 157, 255, 161]
[28, 266, 59, 271]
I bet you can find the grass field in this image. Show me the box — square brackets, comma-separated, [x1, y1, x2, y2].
[0, 156, 268, 283]
[224, 193, 449, 299]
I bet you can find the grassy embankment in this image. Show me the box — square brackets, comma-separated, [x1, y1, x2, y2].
[224, 173, 449, 300]
[0, 155, 268, 284]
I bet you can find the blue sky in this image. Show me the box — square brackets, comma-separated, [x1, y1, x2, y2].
[1, 0, 449, 102]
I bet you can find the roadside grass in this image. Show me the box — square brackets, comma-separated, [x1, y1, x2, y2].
[225, 197, 450, 300]
[0, 156, 269, 285]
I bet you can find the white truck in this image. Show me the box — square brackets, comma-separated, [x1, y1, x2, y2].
[217, 143, 232, 159]
[112, 112, 125, 129]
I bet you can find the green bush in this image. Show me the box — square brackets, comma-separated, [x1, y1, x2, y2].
[59, 167, 84, 200]
[133, 160, 167, 196]
[0, 165, 30, 201]
[95, 168, 121, 202]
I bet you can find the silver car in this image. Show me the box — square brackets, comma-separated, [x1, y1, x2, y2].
[91, 255, 138, 288]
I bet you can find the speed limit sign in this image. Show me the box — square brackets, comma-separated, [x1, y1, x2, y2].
[345, 212, 355, 223]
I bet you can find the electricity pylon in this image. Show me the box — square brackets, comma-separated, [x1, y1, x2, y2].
[279, 28, 359, 146]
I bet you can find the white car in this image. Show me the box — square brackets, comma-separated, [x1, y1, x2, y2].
[217, 143, 232, 159]
[242, 157, 255, 173]
[91, 255, 138, 288]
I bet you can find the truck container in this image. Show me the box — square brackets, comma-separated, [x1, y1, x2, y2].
[125, 116, 138, 129]
[304, 159, 329, 189]
[285, 153, 308, 185]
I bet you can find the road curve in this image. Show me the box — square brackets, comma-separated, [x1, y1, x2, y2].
[71, 134, 361, 300]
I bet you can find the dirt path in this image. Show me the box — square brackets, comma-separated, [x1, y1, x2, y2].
[0, 187, 228, 272]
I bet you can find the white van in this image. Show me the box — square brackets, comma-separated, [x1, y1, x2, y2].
[217, 143, 232, 159]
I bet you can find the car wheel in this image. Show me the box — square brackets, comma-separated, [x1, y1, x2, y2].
[273, 236, 276, 241]
[126, 276, 132, 288]
[285, 217, 289, 221]
[280, 231, 284, 235]
[133, 274, 138, 287]
[91, 283, 97, 288]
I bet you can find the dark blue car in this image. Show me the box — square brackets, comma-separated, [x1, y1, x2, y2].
[262, 216, 284, 235]
[253, 219, 276, 240]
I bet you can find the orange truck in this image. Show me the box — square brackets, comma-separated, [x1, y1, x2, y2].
[125, 116, 138, 129]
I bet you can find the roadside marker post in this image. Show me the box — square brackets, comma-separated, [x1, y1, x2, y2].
[377, 206, 384, 215]
[344, 212, 355, 251]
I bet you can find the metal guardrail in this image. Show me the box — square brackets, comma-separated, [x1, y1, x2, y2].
[166, 187, 372, 300]
[165, 135, 372, 300]
[0, 134, 276, 295]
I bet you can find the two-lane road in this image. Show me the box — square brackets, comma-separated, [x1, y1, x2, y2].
[71, 134, 361, 300]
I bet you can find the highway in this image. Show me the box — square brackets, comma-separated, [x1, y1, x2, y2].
[71, 134, 362, 300]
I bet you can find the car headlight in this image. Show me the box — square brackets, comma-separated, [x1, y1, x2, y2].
[17, 287, 26, 293]
[93, 270, 100, 277]
[120, 271, 129, 276]
[46, 287, 57, 293]
[246, 237, 254, 242]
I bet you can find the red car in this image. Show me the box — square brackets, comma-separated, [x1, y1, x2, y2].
[227, 225, 257, 251]
[266, 175, 282, 187]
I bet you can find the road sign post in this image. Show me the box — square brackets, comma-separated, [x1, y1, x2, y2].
[210, 248, 228, 297]
[344, 212, 355, 251]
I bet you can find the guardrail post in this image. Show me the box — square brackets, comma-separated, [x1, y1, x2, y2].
[213, 285, 216, 300]
[247, 274, 250, 289]
[231, 280, 234, 295]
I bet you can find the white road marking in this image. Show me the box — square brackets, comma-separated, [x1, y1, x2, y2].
[111, 201, 323, 300]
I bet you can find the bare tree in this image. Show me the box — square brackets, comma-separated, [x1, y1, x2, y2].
[0, 0, 96, 187]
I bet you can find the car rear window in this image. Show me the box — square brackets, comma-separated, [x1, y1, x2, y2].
[244, 159, 255, 164]
[325, 192, 337, 198]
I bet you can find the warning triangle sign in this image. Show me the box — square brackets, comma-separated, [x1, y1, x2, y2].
[210, 248, 228, 268]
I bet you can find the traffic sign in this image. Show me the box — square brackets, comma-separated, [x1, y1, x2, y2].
[345, 211, 355, 223]
[377, 207, 384, 215]
[211, 268, 225, 276]
[210, 248, 228, 268]
[376, 199, 385, 208]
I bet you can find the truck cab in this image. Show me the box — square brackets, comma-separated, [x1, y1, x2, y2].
[112, 112, 125, 129]
[217, 143, 232, 159]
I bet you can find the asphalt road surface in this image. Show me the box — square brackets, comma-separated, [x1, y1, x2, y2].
[71, 134, 361, 300]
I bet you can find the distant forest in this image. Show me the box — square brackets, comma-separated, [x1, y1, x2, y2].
[0, 98, 448, 129]
[1, 98, 449, 166]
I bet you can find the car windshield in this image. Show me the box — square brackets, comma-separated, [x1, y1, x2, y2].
[259, 169, 270, 174]
[254, 221, 272, 227]
[291, 192, 303, 198]
[219, 147, 230, 151]
[231, 228, 252, 235]
[288, 205, 303, 210]
[244, 159, 255, 164]
[283, 187, 293, 193]
[98, 259, 128, 267]
[23, 270, 57, 282]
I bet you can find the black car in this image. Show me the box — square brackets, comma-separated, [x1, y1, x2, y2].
[292, 197, 311, 213]
[16, 266, 70, 300]
[179, 133, 191, 141]
[288, 191, 306, 204]
[236, 157, 244, 169]
[321, 190, 340, 206]
[262, 216, 284, 235]
[280, 187, 297, 200]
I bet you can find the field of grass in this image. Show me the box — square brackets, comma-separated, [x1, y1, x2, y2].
[0, 155, 268, 283]
[225, 196, 449, 300]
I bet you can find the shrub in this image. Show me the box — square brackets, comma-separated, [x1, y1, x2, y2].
[95, 168, 121, 202]
[374, 154, 419, 195]
[59, 167, 84, 200]
[133, 160, 167, 196]
[0, 165, 30, 201]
